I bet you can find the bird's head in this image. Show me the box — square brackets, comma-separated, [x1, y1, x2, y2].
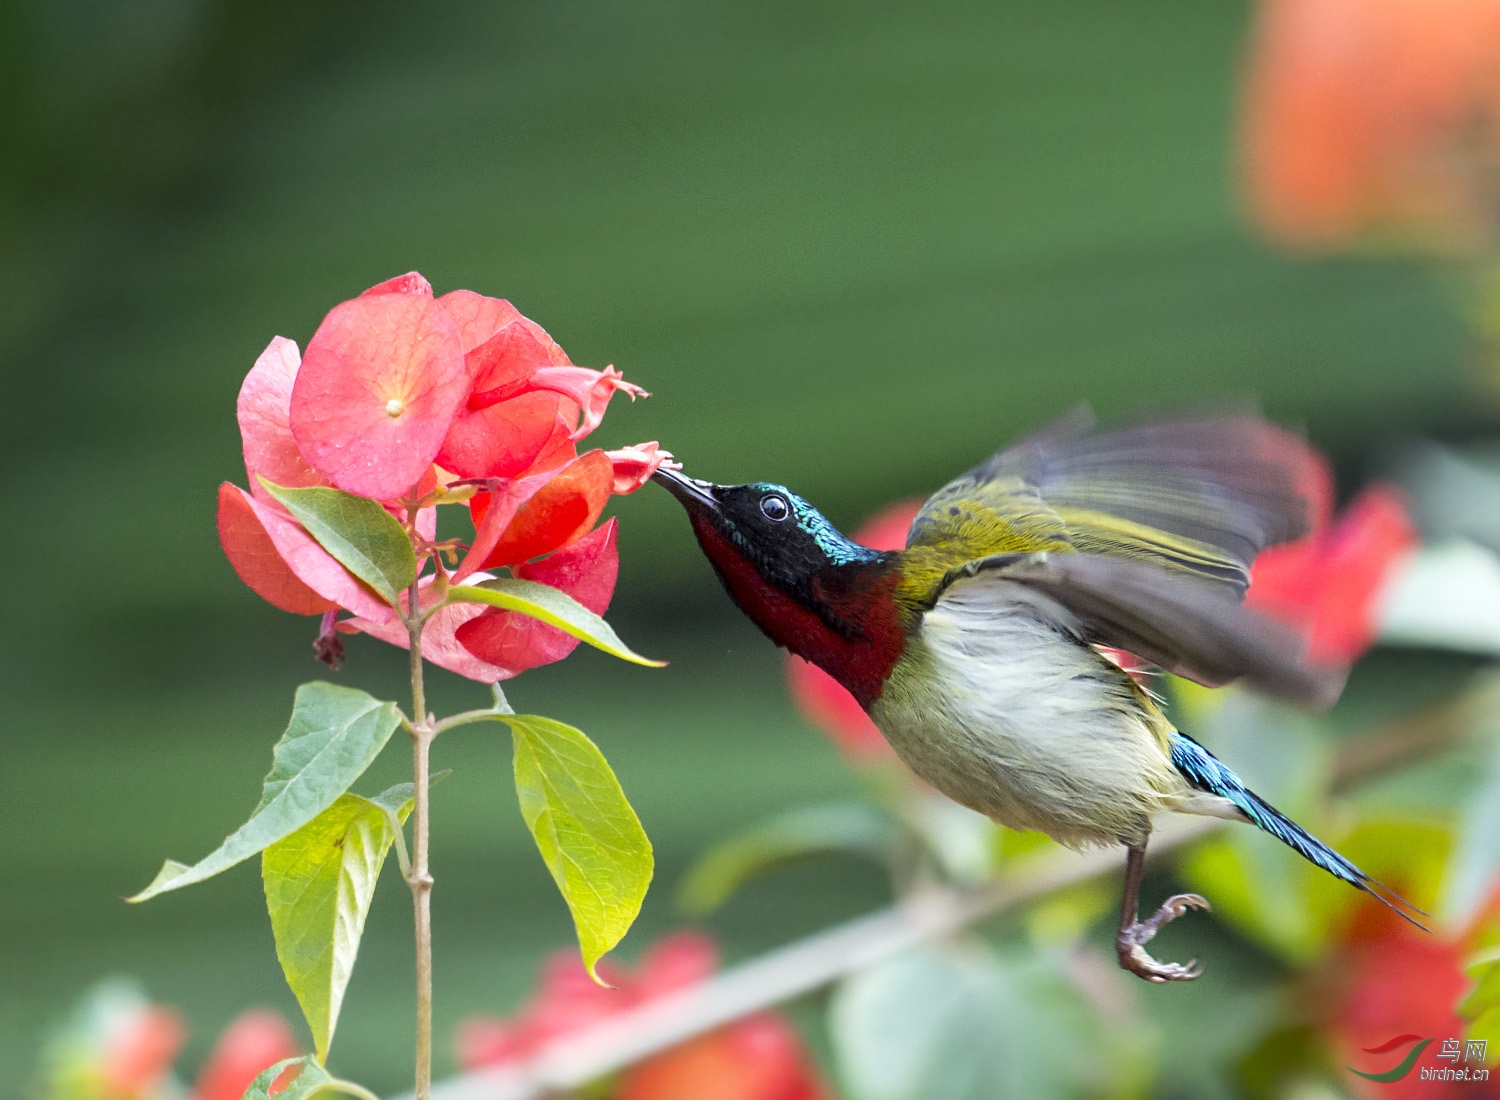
[651, 466, 907, 706]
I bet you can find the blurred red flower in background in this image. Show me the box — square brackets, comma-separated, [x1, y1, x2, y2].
[216, 273, 672, 682]
[1321, 894, 1499, 1099]
[1246, 485, 1418, 665]
[784, 499, 922, 761]
[458, 932, 827, 1100]
[1240, 0, 1500, 249]
[42, 987, 297, 1100]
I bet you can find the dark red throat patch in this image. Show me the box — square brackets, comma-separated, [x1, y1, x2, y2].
[689, 516, 906, 707]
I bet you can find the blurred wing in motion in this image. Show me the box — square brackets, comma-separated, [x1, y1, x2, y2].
[908, 408, 1327, 597]
[937, 551, 1344, 708]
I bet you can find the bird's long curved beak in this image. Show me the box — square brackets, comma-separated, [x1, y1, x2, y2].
[651, 466, 720, 512]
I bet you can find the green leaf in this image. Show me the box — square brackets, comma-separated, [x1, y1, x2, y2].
[262, 783, 414, 1061]
[240, 1056, 379, 1100]
[446, 577, 665, 667]
[504, 713, 653, 981]
[679, 802, 896, 914]
[129, 683, 401, 902]
[259, 479, 416, 605]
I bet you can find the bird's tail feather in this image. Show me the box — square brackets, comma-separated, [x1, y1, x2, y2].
[1169, 731, 1427, 930]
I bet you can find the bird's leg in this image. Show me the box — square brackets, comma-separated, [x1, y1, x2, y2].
[1115, 840, 1211, 983]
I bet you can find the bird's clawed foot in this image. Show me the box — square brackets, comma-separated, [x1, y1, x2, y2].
[1115, 892, 1211, 983]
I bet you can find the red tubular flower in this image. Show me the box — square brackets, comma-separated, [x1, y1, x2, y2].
[1245, 485, 1418, 665]
[1239, 0, 1500, 250]
[785, 499, 923, 761]
[192, 1010, 298, 1100]
[456, 932, 827, 1100]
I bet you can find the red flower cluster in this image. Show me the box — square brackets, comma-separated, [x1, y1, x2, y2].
[457, 933, 827, 1100]
[1246, 484, 1418, 665]
[217, 273, 672, 681]
[1239, 0, 1500, 249]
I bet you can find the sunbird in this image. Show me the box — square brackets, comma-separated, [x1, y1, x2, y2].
[652, 411, 1422, 982]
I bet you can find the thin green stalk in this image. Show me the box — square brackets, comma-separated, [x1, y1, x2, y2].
[404, 495, 436, 1100]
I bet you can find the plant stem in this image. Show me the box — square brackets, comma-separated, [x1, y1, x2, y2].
[404, 553, 436, 1100]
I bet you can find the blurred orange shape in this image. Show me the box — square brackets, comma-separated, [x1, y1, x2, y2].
[1240, 0, 1500, 249]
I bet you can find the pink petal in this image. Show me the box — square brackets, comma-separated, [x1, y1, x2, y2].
[219, 482, 337, 616]
[606, 441, 675, 495]
[238, 336, 324, 496]
[221, 484, 391, 622]
[290, 293, 469, 501]
[437, 290, 570, 360]
[361, 271, 434, 297]
[438, 391, 564, 480]
[103, 1005, 186, 1100]
[455, 520, 619, 673]
[344, 575, 508, 682]
[474, 365, 647, 442]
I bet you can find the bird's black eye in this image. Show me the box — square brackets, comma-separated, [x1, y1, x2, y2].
[760, 493, 790, 521]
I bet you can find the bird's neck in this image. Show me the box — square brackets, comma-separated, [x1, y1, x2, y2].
[689, 516, 908, 707]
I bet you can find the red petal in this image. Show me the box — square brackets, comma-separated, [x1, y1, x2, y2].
[438, 392, 564, 480]
[528, 412, 581, 473]
[455, 1017, 527, 1070]
[853, 499, 924, 552]
[455, 520, 619, 673]
[193, 1011, 298, 1100]
[477, 450, 614, 569]
[238, 336, 324, 495]
[344, 575, 509, 682]
[290, 293, 468, 500]
[505, 365, 647, 441]
[219, 484, 391, 621]
[466, 321, 571, 399]
[218, 483, 336, 615]
[360, 271, 433, 297]
[454, 469, 555, 582]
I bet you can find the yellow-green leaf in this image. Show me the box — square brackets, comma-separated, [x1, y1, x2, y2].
[259, 479, 416, 606]
[505, 714, 653, 981]
[446, 577, 665, 667]
[262, 784, 413, 1062]
[129, 683, 401, 902]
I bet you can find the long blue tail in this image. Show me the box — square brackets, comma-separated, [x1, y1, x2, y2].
[1169, 731, 1426, 930]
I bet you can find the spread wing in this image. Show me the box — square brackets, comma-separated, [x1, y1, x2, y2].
[935, 552, 1344, 708]
[907, 408, 1325, 597]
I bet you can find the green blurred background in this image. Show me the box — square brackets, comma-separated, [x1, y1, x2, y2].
[1, 0, 1488, 1094]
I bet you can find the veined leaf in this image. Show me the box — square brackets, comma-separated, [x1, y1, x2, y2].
[446, 577, 664, 667]
[680, 802, 896, 914]
[505, 714, 652, 981]
[260, 479, 416, 606]
[129, 683, 401, 902]
[240, 1056, 378, 1100]
[263, 783, 414, 1061]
